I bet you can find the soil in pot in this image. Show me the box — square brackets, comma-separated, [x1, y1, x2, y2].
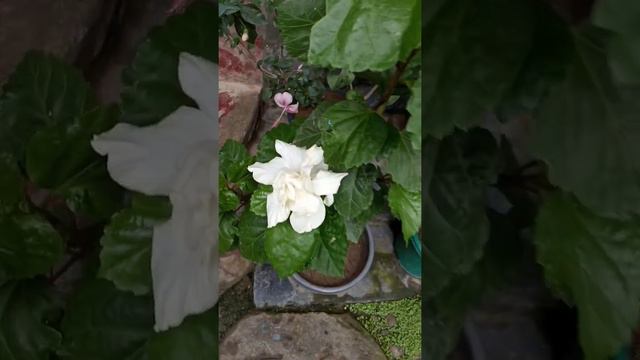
[299, 235, 369, 287]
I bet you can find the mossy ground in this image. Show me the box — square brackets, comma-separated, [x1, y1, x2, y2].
[346, 296, 421, 359]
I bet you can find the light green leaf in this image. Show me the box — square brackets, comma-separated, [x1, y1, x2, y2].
[531, 28, 640, 215]
[334, 164, 376, 219]
[318, 101, 391, 169]
[249, 185, 271, 217]
[0, 280, 62, 360]
[121, 2, 217, 126]
[0, 214, 64, 280]
[424, 0, 534, 137]
[535, 192, 640, 360]
[309, 209, 348, 277]
[386, 132, 421, 192]
[147, 307, 217, 360]
[219, 213, 238, 255]
[238, 211, 267, 263]
[388, 183, 421, 241]
[308, 0, 421, 72]
[61, 279, 153, 360]
[265, 222, 318, 277]
[423, 129, 498, 297]
[275, 0, 325, 60]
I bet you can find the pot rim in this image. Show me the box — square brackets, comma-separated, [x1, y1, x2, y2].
[291, 225, 375, 294]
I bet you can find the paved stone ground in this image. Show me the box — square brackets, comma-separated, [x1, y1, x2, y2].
[220, 312, 386, 360]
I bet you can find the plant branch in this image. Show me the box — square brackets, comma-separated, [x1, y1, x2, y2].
[373, 49, 418, 111]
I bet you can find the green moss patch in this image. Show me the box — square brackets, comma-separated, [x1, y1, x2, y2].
[346, 296, 421, 359]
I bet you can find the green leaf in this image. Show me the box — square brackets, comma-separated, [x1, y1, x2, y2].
[219, 140, 253, 183]
[0, 52, 96, 156]
[275, 0, 325, 60]
[386, 132, 421, 192]
[98, 209, 155, 295]
[531, 29, 640, 215]
[26, 105, 117, 188]
[239, 4, 266, 26]
[249, 185, 270, 217]
[256, 122, 298, 162]
[121, 2, 217, 126]
[146, 307, 217, 360]
[130, 193, 172, 220]
[265, 222, 318, 277]
[219, 213, 238, 254]
[535, 192, 640, 360]
[334, 164, 376, 219]
[406, 73, 421, 148]
[0, 153, 24, 212]
[219, 187, 240, 212]
[0, 280, 62, 360]
[497, 3, 571, 118]
[344, 190, 385, 243]
[425, 210, 525, 359]
[592, 0, 640, 84]
[423, 129, 499, 296]
[59, 162, 124, 221]
[388, 183, 421, 241]
[308, 0, 421, 72]
[293, 101, 333, 148]
[309, 209, 348, 277]
[61, 279, 153, 360]
[0, 214, 64, 280]
[424, 0, 534, 137]
[237, 211, 267, 263]
[318, 101, 391, 169]
[327, 68, 355, 90]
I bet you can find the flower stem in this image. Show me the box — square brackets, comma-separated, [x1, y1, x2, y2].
[271, 107, 287, 129]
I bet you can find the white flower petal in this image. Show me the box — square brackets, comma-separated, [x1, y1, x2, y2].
[178, 53, 218, 119]
[323, 194, 334, 206]
[312, 170, 348, 196]
[91, 106, 214, 195]
[248, 157, 287, 185]
[266, 191, 291, 228]
[302, 145, 324, 170]
[290, 201, 326, 233]
[151, 191, 217, 332]
[275, 140, 306, 170]
[290, 190, 323, 214]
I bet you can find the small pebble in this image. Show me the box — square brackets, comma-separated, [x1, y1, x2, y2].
[390, 346, 404, 359]
[272, 333, 282, 341]
[386, 314, 397, 327]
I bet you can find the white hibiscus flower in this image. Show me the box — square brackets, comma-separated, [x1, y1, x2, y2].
[248, 141, 348, 233]
[91, 53, 217, 332]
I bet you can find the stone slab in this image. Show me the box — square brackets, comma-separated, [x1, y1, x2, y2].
[220, 312, 386, 360]
[253, 216, 421, 309]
